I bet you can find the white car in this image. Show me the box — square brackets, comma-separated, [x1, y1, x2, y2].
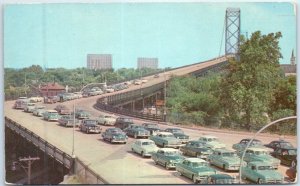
[105, 87, 115, 93]
[198, 135, 226, 150]
[134, 80, 142, 85]
[29, 96, 43, 102]
[97, 114, 116, 126]
[32, 105, 46, 117]
[131, 139, 159, 157]
[141, 79, 148, 83]
[73, 92, 83, 99]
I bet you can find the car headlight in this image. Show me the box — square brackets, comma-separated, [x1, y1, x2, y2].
[169, 160, 174, 163]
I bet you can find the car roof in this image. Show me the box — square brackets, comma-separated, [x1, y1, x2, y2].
[136, 139, 154, 143]
[46, 110, 58, 112]
[276, 146, 297, 150]
[159, 148, 178, 152]
[185, 158, 206, 163]
[247, 147, 268, 151]
[157, 132, 173, 135]
[241, 138, 261, 142]
[166, 128, 181, 130]
[214, 148, 235, 153]
[270, 140, 290, 143]
[248, 161, 274, 166]
[201, 135, 218, 139]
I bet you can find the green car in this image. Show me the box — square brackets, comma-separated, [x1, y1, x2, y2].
[207, 148, 242, 171]
[202, 174, 237, 184]
[150, 132, 184, 148]
[176, 158, 217, 183]
[243, 147, 281, 169]
[43, 110, 60, 121]
[241, 161, 284, 184]
[180, 140, 213, 159]
[198, 135, 226, 150]
[152, 148, 184, 169]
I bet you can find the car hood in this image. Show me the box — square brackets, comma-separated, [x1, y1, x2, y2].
[253, 155, 278, 161]
[193, 166, 216, 174]
[256, 170, 283, 179]
[174, 133, 188, 137]
[166, 155, 184, 161]
[208, 142, 226, 147]
[143, 146, 158, 152]
[164, 137, 181, 143]
[222, 157, 241, 164]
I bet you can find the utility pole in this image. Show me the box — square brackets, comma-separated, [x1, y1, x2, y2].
[18, 156, 40, 184]
[163, 69, 167, 122]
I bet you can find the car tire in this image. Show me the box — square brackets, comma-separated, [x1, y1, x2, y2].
[141, 151, 145, 157]
[165, 163, 170, 170]
[257, 178, 263, 184]
[192, 175, 198, 184]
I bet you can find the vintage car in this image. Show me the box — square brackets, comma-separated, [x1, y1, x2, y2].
[270, 147, 297, 166]
[265, 140, 294, 150]
[97, 114, 116, 126]
[44, 96, 58, 104]
[176, 158, 217, 183]
[29, 96, 43, 102]
[241, 161, 284, 184]
[43, 110, 60, 121]
[142, 123, 161, 135]
[152, 148, 184, 169]
[74, 109, 91, 119]
[149, 132, 184, 148]
[198, 135, 226, 149]
[32, 105, 46, 117]
[54, 104, 71, 115]
[73, 92, 83, 99]
[14, 98, 30, 109]
[233, 138, 270, 153]
[180, 140, 212, 159]
[131, 139, 158, 157]
[164, 128, 189, 143]
[79, 119, 102, 134]
[124, 124, 150, 139]
[133, 80, 142, 85]
[23, 102, 36, 113]
[105, 86, 115, 93]
[207, 148, 242, 171]
[202, 174, 237, 184]
[102, 128, 127, 144]
[115, 117, 134, 130]
[58, 115, 80, 127]
[242, 147, 281, 169]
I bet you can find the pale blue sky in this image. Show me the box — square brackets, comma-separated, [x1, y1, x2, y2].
[4, 2, 296, 69]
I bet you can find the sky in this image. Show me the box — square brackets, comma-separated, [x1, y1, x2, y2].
[4, 2, 297, 69]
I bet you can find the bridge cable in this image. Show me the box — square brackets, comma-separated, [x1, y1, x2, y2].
[218, 15, 226, 57]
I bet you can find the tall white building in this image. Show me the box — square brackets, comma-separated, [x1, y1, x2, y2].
[87, 54, 112, 70]
[137, 57, 158, 69]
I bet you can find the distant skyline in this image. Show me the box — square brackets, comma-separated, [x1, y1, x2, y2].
[4, 2, 296, 69]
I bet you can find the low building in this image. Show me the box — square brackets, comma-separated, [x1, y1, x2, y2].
[40, 83, 65, 97]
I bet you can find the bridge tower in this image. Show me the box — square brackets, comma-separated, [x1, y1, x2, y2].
[225, 8, 241, 56]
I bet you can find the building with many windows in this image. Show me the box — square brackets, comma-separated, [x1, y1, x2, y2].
[87, 54, 112, 70]
[137, 57, 158, 69]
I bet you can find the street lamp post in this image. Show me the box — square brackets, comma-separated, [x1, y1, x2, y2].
[238, 116, 297, 183]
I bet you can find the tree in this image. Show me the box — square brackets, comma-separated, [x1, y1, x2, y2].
[220, 31, 283, 130]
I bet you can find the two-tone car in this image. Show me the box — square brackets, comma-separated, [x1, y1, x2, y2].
[131, 139, 158, 157]
[124, 124, 150, 139]
[265, 140, 294, 151]
[198, 135, 226, 149]
[32, 105, 46, 117]
[23, 102, 36, 113]
[58, 115, 80, 127]
[74, 109, 91, 119]
[176, 158, 217, 183]
[97, 114, 116, 126]
[79, 119, 102, 134]
[271, 147, 297, 166]
[142, 123, 160, 135]
[233, 138, 271, 154]
[115, 117, 134, 130]
[180, 140, 212, 159]
[54, 105, 71, 115]
[43, 110, 60, 121]
[165, 128, 189, 143]
[150, 132, 184, 148]
[207, 148, 242, 171]
[102, 128, 127, 144]
[152, 148, 184, 169]
[241, 161, 284, 184]
[242, 147, 281, 169]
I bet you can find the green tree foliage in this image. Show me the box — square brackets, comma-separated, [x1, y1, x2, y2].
[220, 31, 283, 130]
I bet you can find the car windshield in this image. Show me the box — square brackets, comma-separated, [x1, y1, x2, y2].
[172, 129, 184, 134]
[191, 162, 207, 167]
[207, 138, 217, 142]
[287, 149, 297, 155]
[254, 151, 268, 155]
[142, 141, 155, 146]
[163, 134, 174, 138]
[222, 152, 236, 157]
[194, 143, 204, 147]
[257, 166, 274, 170]
[123, 118, 133, 122]
[282, 142, 293, 148]
[165, 151, 179, 156]
[85, 120, 97, 125]
[251, 140, 263, 146]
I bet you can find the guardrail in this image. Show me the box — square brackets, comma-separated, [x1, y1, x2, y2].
[5, 117, 108, 184]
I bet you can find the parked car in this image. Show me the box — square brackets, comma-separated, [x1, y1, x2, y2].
[97, 114, 116, 126]
[43, 110, 60, 121]
[124, 124, 150, 139]
[180, 140, 212, 159]
[270, 147, 297, 166]
[102, 128, 127, 144]
[154, 74, 160, 78]
[242, 147, 281, 169]
[198, 135, 226, 149]
[32, 105, 46, 117]
[265, 140, 294, 150]
[233, 138, 270, 153]
[141, 78, 148, 83]
[115, 117, 134, 130]
[207, 148, 242, 171]
[241, 161, 284, 184]
[133, 80, 142, 85]
[44, 96, 58, 104]
[105, 86, 115, 93]
[152, 148, 184, 169]
[79, 119, 102, 134]
[176, 158, 217, 183]
[74, 109, 91, 119]
[73, 92, 83, 99]
[202, 174, 237, 184]
[164, 128, 189, 143]
[23, 102, 36, 113]
[54, 104, 71, 115]
[14, 99, 30, 109]
[29, 96, 43, 102]
[142, 123, 160, 135]
[58, 115, 80, 127]
[131, 139, 158, 157]
[149, 132, 184, 148]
